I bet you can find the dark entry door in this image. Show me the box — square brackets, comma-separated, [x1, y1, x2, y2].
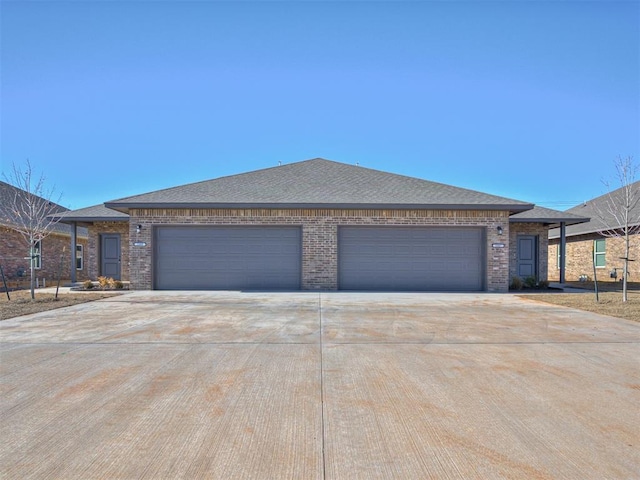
[517, 235, 537, 278]
[101, 234, 121, 280]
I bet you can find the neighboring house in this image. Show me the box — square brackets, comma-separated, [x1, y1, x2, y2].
[55, 158, 587, 292]
[0, 180, 89, 286]
[548, 181, 640, 282]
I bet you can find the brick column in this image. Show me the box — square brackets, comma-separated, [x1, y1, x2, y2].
[301, 221, 338, 290]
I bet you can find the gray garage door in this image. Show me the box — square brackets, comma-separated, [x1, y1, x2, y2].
[339, 226, 485, 291]
[154, 226, 301, 290]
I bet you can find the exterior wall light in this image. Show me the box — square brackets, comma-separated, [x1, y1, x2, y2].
[497, 226, 503, 235]
[136, 224, 142, 234]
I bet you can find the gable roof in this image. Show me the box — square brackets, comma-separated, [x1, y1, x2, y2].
[549, 181, 640, 239]
[104, 158, 533, 213]
[509, 205, 589, 226]
[0, 180, 88, 237]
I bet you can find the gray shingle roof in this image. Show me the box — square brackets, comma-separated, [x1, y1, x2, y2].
[0, 180, 88, 237]
[509, 205, 589, 226]
[105, 158, 533, 212]
[548, 181, 640, 238]
[52, 204, 129, 223]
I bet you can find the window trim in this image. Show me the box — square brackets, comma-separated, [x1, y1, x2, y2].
[33, 240, 42, 270]
[594, 238, 606, 268]
[76, 244, 84, 271]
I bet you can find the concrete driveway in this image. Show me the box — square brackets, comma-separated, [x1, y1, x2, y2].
[1, 292, 638, 479]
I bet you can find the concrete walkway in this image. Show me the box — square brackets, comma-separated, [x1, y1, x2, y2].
[547, 282, 594, 293]
[1, 292, 639, 479]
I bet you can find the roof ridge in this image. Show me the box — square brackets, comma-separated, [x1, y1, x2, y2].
[105, 157, 338, 203]
[106, 158, 532, 207]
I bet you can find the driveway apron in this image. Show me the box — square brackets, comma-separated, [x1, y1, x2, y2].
[1, 291, 639, 479]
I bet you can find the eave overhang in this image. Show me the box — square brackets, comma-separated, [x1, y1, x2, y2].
[54, 217, 129, 226]
[510, 216, 590, 226]
[548, 221, 639, 239]
[104, 202, 535, 214]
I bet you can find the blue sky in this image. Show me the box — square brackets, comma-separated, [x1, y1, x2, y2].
[1, 0, 638, 210]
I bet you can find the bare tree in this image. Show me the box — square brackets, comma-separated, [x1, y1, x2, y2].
[1, 161, 63, 299]
[595, 156, 640, 302]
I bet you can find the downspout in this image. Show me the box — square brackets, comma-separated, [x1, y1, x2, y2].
[559, 222, 566, 284]
[70, 221, 77, 283]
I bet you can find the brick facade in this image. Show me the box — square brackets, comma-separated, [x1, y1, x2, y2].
[548, 233, 639, 282]
[0, 226, 88, 286]
[115, 208, 511, 291]
[509, 223, 549, 284]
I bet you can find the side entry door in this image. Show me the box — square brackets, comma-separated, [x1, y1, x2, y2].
[101, 234, 121, 280]
[517, 235, 537, 279]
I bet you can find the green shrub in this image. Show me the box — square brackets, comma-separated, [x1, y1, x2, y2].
[537, 280, 549, 289]
[114, 280, 124, 289]
[524, 276, 537, 289]
[83, 280, 95, 290]
[510, 277, 523, 290]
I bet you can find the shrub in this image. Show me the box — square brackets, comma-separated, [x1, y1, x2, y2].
[510, 277, 523, 290]
[524, 276, 537, 289]
[537, 280, 549, 289]
[114, 280, 124, 289]
[97, 276, 109, 288]
[107, 277, 117, 289]
[83, 280, 95, 290]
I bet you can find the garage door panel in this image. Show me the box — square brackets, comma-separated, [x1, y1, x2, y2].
[281, 244, 301, 254]
[391, 245, 411, 255]
[155, 226, 301, 290]
[339, 227, 484, 291]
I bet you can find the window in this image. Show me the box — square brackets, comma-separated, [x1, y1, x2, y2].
[76, 244, 83, 270]
[32, 240, 42, 270]
[594, 238, 606, 268]
[556, 243, 566, 269]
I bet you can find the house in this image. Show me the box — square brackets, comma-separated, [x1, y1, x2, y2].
[54, 158, 588, 292]
[548, 181, 640, 282]
[0, 180, 89, 286]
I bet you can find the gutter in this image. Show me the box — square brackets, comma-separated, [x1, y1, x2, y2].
[104, 202, 535, 214]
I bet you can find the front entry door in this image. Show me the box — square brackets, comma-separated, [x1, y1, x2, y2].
[517, 235, 537, 279]
[101, 234, 121, 280]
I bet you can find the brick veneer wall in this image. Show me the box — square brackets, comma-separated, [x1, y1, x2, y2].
[0, 226, 88, 284]
[548, 233, 639, 282]
[124, 208, 511, 292]
[87, 222, 130, 281]
[509, 223, 549, 284]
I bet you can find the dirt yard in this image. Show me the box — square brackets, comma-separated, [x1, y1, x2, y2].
[521, 292, 639, 322]
[0, 290, 125, 320]
[521, 282, 640, 322]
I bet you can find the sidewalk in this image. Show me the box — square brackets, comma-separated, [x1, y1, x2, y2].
[30, 285, 126, 295]
[548, 282, 592, 293]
